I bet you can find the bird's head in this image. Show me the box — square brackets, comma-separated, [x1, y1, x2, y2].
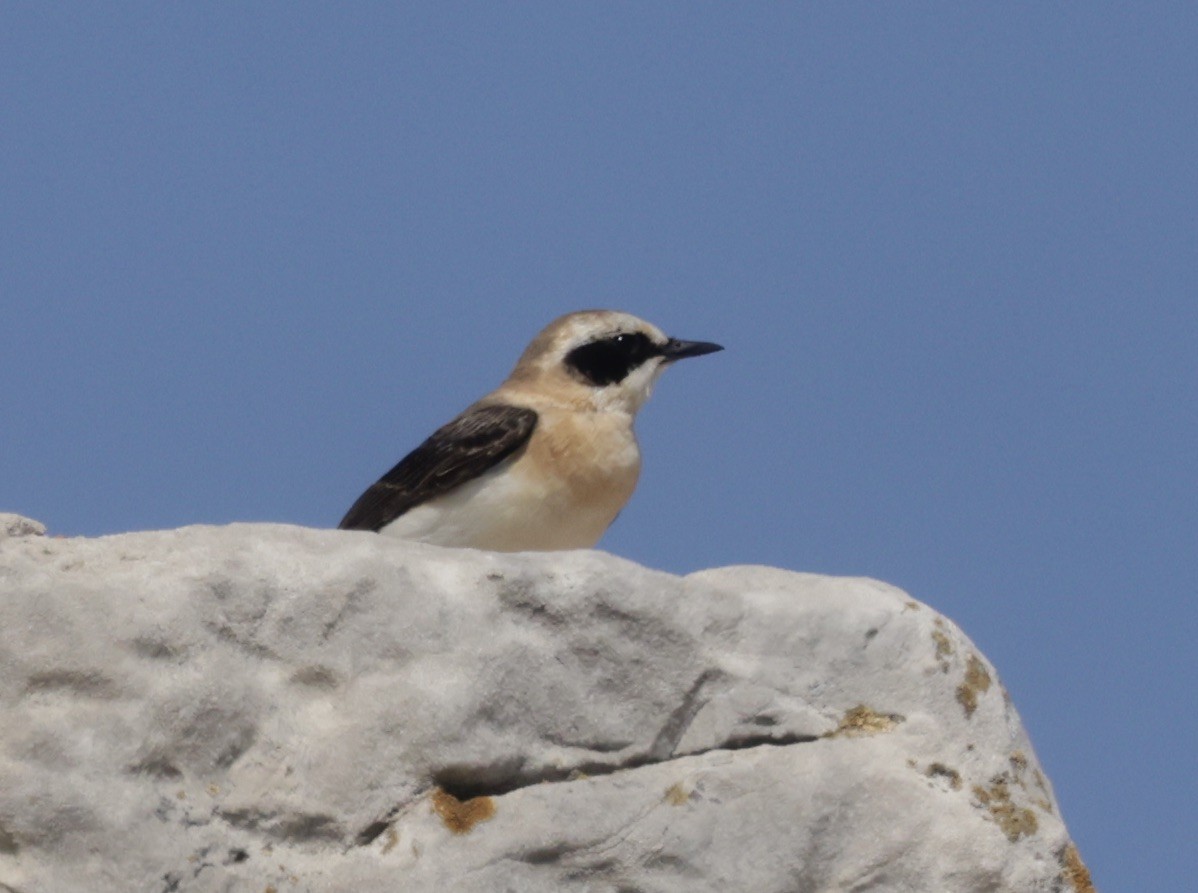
[506, 310, 723, 414]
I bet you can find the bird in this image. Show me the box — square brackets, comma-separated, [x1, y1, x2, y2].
[338, 310, 723, 551]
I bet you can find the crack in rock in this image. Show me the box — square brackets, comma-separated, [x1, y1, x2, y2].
[216, 808, 344, 843]
[359, 729, 822, 847]
[321, 579, 375, 641]
[649, 669, 721, 760]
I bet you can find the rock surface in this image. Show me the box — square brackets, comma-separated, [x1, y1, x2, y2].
[0, 518, 1093, 893]
[0, 514, 44, 541]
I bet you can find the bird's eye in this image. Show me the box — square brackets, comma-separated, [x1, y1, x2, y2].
[564, 331, 658, 387]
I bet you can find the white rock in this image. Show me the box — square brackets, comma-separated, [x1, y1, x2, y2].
[0, 515, 45, 540]
[0, 523, 1094, 893]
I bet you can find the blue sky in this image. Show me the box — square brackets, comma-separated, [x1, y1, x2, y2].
[3, 5, 1195, 887]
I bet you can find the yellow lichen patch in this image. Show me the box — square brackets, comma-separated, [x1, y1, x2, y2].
[931, 628, 954, 672]
[1031, 768, 1055, 813]
[972, 779, 1039, 842]
[830, 704, 904, 737]
[966, 655, 992, 692]
[664, 782, 692, 806]
[1060, 843, 1096, 893]
[957, 688, 979, 716]
[430, 789, 496, 835]
[924, 762, 963, 790]
[956, 654, 993, 718]
[1004, 751, 1056, 813]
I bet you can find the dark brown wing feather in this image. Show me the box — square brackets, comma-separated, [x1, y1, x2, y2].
[338, 403, 538, 532]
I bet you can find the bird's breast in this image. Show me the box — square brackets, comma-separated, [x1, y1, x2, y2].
[522, 410, 641, 505]
[472, 409, 639, 549]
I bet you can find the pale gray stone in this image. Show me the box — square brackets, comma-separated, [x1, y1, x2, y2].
[0, 522, 1093, 892]
[0, 515, 45, 540]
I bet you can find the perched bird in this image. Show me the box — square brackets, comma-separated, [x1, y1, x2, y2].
[338, 310, 722, 550]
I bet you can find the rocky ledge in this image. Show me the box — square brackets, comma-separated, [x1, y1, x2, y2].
[0, 515, 1093, 892]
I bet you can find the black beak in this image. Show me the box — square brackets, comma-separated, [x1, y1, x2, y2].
[660, 338, 724, 362]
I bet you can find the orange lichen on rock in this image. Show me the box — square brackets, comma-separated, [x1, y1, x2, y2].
[972, 779, 1039, 842]
[924, 762, 963, 790]
[956, 654, 993, 718]
[931, 625, 955, 672]
[430, 789, 496, 834]
[664, 782, 692, 806]
[1060, 843, 1096, 892]
[830, 704, 904, 737]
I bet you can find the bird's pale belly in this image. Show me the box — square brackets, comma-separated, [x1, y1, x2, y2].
[379, 420, 641, 551]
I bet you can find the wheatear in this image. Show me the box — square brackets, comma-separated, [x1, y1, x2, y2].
[338, 310, 722, 550]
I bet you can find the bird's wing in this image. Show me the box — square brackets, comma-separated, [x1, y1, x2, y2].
[338, 403, 539, 532]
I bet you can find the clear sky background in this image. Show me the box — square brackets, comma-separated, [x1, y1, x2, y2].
[3, 5, 1194, 888]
